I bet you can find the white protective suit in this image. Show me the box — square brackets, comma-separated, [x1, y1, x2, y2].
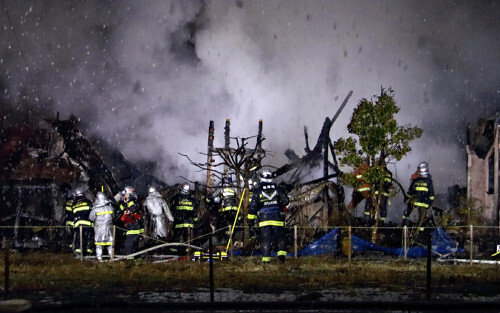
[143, 190, 174, 239]
[89, 194, 114, 261]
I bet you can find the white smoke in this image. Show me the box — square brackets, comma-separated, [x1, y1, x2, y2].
[0, 0, 499, 216]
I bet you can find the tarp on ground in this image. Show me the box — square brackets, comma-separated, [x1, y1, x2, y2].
[297, 228, 339, 256]
[297, 227, 461, 258]
[232, 226, 460, 258]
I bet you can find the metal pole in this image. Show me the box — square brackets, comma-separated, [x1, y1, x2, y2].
[348, 226, 352, 266]
[209, 235, 214, 302]
[294, 225, 298, 259]
[79, 225, 83, 261]
[111, 225, 116, 259]
[403, 225, 408, 260]
[426, 231, 432, 300]
[3, 237, 9, 298]
[228, 224, 233, 260]
[188, 227, 192, 255]
[470, 225, 473, 265]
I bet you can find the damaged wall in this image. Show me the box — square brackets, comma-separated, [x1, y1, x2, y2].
[467, 113, 500, 225]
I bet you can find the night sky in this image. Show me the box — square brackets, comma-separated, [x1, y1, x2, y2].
[0, 0, 499, 217]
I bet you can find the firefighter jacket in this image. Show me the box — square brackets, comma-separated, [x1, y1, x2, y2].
[72, 196, 93, 229]
[65, 197, 74, 227]
[354, 163, 371, 193]
[248, 182, 289, 227]
[171, 192, 197, 229]
[375, 169, 393, 198]
[89, 198, 114, 246]
[119, 197, 144, 235]
[407, 175, 435, 209]
[212, 186, 238, 213]
[143, 190, 174, 238]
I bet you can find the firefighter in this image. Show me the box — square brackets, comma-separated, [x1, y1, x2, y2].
[119, 186, 144, 257]
[248, 168, 290, 264]
[72, 187, 94, 256]
[89, 192, 114, 262]
[211, 175, 240, 242]
[171, 182, 197, 248]
[247, 179, 259, 240]
[373, 167, 393, 225]
[403, 161, 435, 228]
[347, 163, 373, 222]
[143, 186, 173, 241]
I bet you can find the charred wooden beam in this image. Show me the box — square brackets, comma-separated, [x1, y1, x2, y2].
[206, 120, 215, 191]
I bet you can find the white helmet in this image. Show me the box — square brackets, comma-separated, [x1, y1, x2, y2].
[94, 192, 110, 206]
[180, 183, 190, 194]
[418, 161, 429, 177]
[74, 187, 85, 197]
[123, 186, 136, 195]
[259, 168, 273, 183]
[148, 186, 156, 194]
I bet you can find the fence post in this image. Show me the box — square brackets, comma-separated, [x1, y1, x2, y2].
[294, 225, 298, 259]
[79, 225, 83, 261]
[111, 225, 116, 259]
[348, 226, 352, 266]
[426, 231, 432, 300]
[228, 224, 233, 260]
[469, 225, 473, 265]
[403, 225, 408, 260]
[3, 237, 9, 298]
[209, 234, 214, 302]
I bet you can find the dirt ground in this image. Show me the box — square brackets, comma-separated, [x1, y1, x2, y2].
[2, 251, 500, 312]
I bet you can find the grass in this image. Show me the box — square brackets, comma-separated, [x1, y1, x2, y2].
[1, 251, 500, 302]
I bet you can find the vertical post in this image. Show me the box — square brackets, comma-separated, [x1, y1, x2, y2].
[111, 225, 116, 259]
[494, 124, 499, 230]
[347, 226, 352, 266]
[294, 225, 298, 259]
[206, 120, 215, 191]
[426, 232, 432, 300]
[323, 134, 330, 229]
[187, 227, 192, 255]
[224, 119, 230, 176]
[256, 119, 264, 167]
[79, 225, 83, 261]
[228, 224, 233, 260]
[403, 225, 408, 260]
[209, 235, 214, 302]
[470, 224, 473, 265]
[3, 237, 9, 298]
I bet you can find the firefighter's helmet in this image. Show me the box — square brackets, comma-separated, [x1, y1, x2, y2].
[123, 186, 136, 195]
[122, 186, 137, 201]
[74, 187, 85, 197]
[259, 168, 273, 183]
[180, 183, 190, 194]
[95, 192, 109, 206]
[418, 161, 429, 177]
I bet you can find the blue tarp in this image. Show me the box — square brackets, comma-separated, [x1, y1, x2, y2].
[232, 226, 461, 258]
[297, 227, 461, 258]
[297, 228, 339, 256]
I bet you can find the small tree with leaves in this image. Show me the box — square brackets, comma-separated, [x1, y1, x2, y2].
[334, 88, 423, 241]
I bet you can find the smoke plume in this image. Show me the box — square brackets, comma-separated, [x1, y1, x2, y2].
[0, 0, 499, 215]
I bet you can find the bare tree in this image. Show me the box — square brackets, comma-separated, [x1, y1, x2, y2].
[180, 123, 266, 243]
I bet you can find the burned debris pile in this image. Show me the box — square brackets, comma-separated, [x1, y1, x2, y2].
[0, 115, 158, 250]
